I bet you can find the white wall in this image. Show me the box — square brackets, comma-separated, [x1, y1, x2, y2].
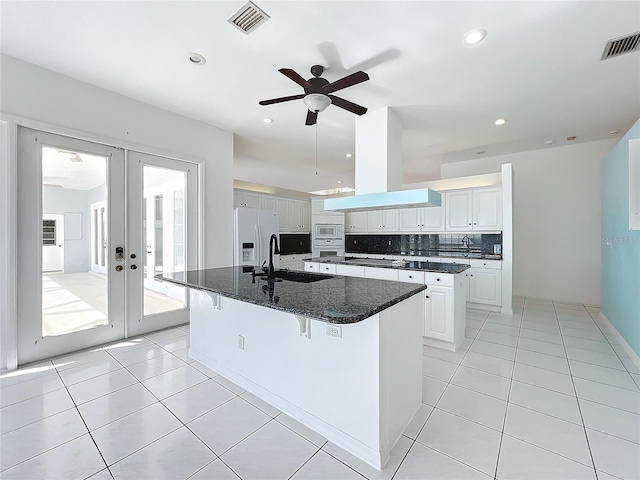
[43, 186, 91, 273]
[1, 54, 233, 370]
[441, 139, 617, 305]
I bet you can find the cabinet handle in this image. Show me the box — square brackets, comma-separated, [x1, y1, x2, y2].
[470, 274, 473, 277]
[436, 278, 440, 281]
[409, 275, 412, 278]
[468, 223, 471, 225]
[426, 295, 429, 298]
[474, 223, 477, 225]
[483, 263, 487, 266]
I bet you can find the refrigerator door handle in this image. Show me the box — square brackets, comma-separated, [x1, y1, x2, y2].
[255, 224, 261, 266]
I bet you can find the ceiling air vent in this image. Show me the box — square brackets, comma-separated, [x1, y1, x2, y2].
[227, 1, 270, 35]
[602, 31, 640, 60]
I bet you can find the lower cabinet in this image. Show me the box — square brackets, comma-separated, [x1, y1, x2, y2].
[424, 286, 453, 343]
[468, 268, 502, 306]
[280, 255, 308, 271]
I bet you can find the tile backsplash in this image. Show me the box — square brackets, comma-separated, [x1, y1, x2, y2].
[345, 233, 502, 257]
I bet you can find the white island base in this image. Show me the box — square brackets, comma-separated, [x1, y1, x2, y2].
[188, 289, 423, 470]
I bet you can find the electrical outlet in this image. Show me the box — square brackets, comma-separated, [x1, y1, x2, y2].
[238, 335, 244, 350]
[326, 325, 342, 338]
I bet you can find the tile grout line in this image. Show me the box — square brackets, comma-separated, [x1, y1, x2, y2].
[492, 296, 524, 479]
[554, 300, 599, 479]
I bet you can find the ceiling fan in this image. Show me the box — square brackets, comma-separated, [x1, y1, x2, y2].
[259, 65, 369, 126]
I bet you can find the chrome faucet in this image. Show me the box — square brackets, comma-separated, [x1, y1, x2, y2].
[268, 234, 280, 279]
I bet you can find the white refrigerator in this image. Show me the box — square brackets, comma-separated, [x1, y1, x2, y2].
[233, 208, 280, 268]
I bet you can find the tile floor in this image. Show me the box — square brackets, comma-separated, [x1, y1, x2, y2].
[1, 297, 639, 479]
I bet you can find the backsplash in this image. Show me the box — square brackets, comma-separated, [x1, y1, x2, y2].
[345, 233, 502, 257]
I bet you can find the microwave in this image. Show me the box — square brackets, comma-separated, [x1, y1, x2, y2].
[314, 223, 343, 240]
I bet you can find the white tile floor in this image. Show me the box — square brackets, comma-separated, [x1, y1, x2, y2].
[1, 298, 639, 479]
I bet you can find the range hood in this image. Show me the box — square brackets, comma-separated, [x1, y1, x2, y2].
[324, 107, 441, 212]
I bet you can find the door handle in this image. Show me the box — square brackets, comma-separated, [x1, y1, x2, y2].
[130, 265, 138, 270]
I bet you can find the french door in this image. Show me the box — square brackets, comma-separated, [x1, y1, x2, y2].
[16, 128, 197, 364]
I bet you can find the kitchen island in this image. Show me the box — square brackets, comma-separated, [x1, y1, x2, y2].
[304, 256, 469, 351]
[158, 266, 426, 470]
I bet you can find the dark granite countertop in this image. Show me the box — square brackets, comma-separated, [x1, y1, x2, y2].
[303, 256, 471, 274]
[157, 266, 426, 325]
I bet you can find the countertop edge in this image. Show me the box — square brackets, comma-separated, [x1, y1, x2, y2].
[302, 257, 471, 273]
[159, 275, 427, 325]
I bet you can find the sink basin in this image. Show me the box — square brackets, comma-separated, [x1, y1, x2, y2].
[256, 269, 332, 283]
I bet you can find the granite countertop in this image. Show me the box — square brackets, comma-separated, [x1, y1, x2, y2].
[303, 256, 471, 274]
[157, 266, 426, 325]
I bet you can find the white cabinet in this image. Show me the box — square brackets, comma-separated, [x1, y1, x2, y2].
[445, 190, 473, 231]
[424, 286, 454, 343]
[345, 211, 368, 233]
[312, 198, 344, 217]
[262, 195, 277, 212]
[234, 190, 262, 208]
[469, 268, 502, 306]
[472, 188, 502, 231]
[367, 210, 398, 232]
[364, 267, 399, 281]
[280, 254, 308, 271]
[288, 200, 301, 231]
[277, 199, 289, 232]
[281, 199, 311, 232]
[304, 262, 319, 272]
[301, 201, 311, 231]
[445, 188, 502, 232]
[399, 205, 445, 232]
[335, 264, 366, 277]
[319, 263, 337, 274]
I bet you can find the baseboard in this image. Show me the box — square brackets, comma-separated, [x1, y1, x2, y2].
[467, 302, 500, 313]
[188, 348, 386, 470]
[598, 311, 640, 371]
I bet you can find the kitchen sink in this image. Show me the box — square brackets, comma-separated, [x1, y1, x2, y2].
[255, 269, 332, 283]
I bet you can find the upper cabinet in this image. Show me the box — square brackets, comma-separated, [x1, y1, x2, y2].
[234, 190, 261, 209]
[472, 188, 502, 231]
[399, 204, 445, 232]
[234, 189, 311, 233]
[445, 190, 473, 231]
[345, 211, 368, 233]
[367, 210, 398, 232]
[445, 188, 502, 232]
[311, 198, 344, 217]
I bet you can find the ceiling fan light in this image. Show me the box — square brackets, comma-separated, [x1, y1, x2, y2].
[303, 94, 331, 113]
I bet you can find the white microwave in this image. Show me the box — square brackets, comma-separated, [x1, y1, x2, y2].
[314, 223, 343, 240]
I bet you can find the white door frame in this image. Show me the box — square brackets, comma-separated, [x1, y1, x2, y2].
[90, 201, 107, 275]
[16, 127, 126, 365]
[127, 150, 198, 336]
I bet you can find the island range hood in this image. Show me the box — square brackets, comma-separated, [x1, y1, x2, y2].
[324, 107, 441, 212]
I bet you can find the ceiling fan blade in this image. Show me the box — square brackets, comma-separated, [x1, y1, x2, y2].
[259, 94, 305, 106]
[279, 68, 312, 88]
[328, 95, 367, 115]
[323, 71, 369, 94]
[305, 110, 318, 126]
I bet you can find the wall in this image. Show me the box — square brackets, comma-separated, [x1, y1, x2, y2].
[43, 186, 91, 273]
[1, 54, 233, 370]
[441, 139, 617, 305]
[601, 119, 640, 357]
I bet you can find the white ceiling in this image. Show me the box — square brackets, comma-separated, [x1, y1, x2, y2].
[2, 1, 639, 193]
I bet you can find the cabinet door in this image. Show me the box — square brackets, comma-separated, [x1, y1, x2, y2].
[399, 208, 420, 232]
[469, 268, 502, 306]
[473, 188, 502, 231]
[262, 195, 277, 212]
[300, 201, 311, 232]
[367, 210, 383, 232]
[233, 191, 244, 208]
[364, 267, 398, 281]
[350, 211, 368, 232]
[421, 205, 445, 231]
[445, 190, 473, 231]
[276, 199, 289, 232]
[244, 192, 261, 209]
[383, 210, 398, 231]
[288, 200, 301, 232]
[304, 262, 319, 272]
[424, 286, 453, 341]
[335, 264, 366, 277]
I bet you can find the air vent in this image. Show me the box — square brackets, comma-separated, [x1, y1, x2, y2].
[602, 31, 640, 60]
[227, 1, 270, 35]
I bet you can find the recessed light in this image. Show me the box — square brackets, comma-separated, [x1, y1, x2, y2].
[495, 118, 506, 126]
[546, 140, 554, 146]
[337, 181, 342, 184]
[463, 29, 487, 45]
[610, 130, 619, 136]
[567, 136, 577, 141]
[263, 117, 274, 124]
[476, 151, 486, 155]
[188, 53, 206, 65]
[345, 153, 353, 158]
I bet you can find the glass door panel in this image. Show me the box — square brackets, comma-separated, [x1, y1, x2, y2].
[17, 128, 126, 364]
